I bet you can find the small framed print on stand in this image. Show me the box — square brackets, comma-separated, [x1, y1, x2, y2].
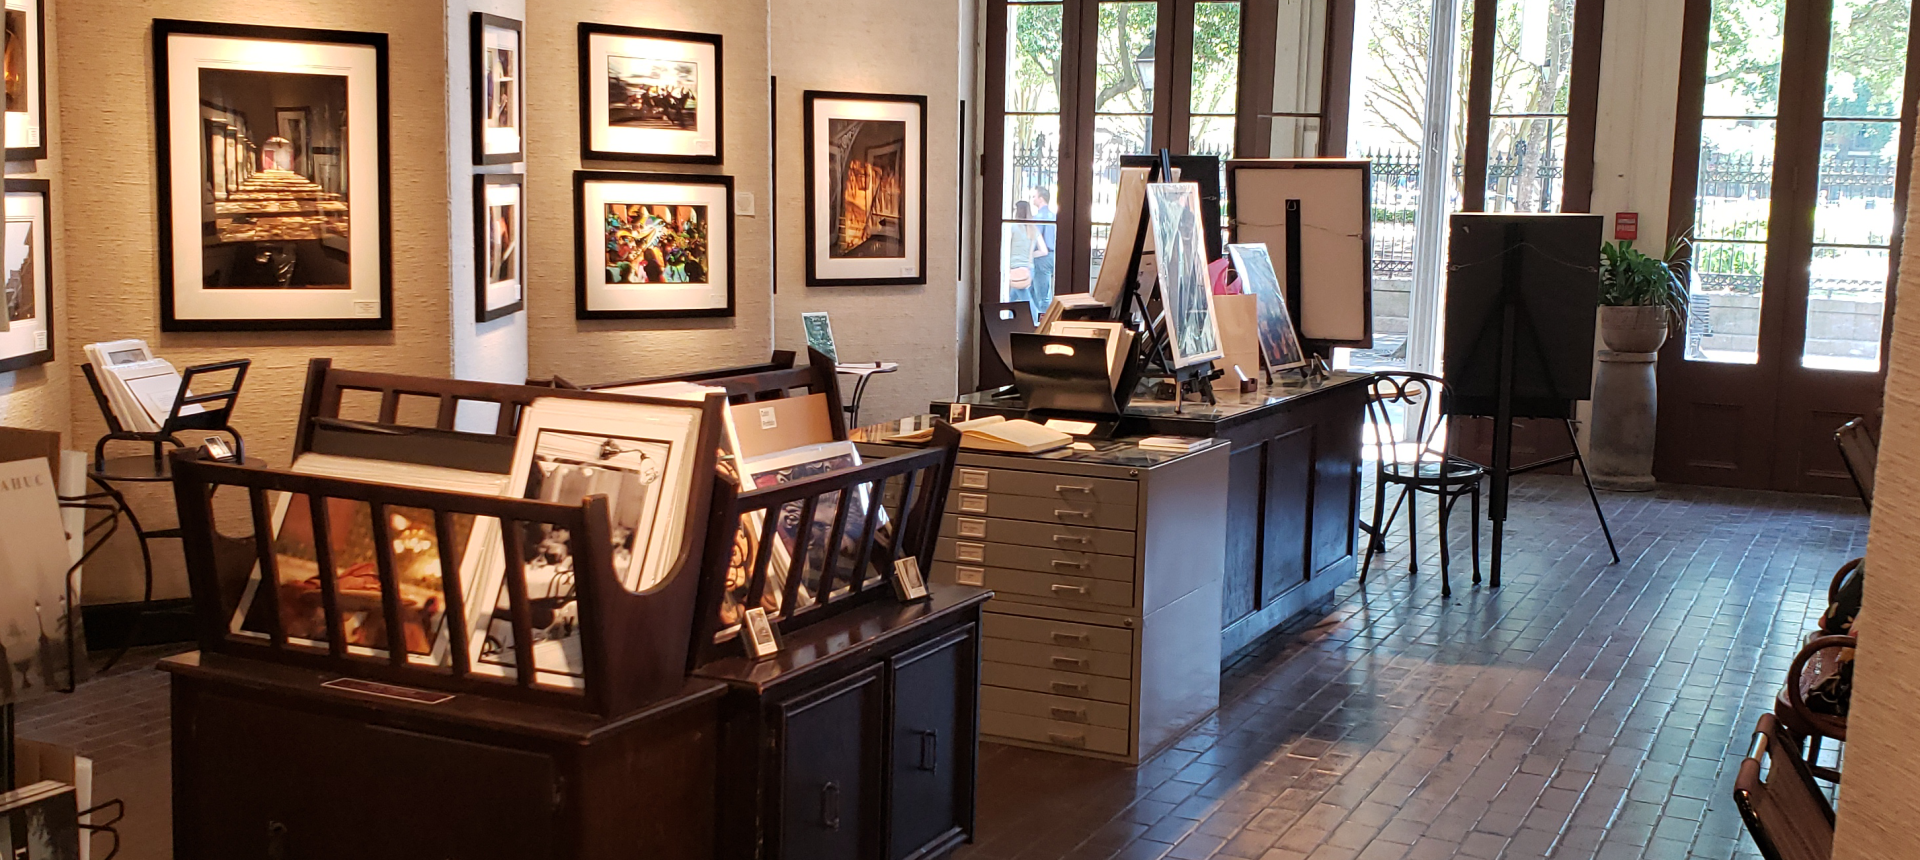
[470, 13, 524, 165]
[0, 179, 53, 373]
[575, 170, 735, 319]
[892, 557, 930, 602]
[5, 0, 46, 160]
[579, 24, 722, 164]
[804, 91, 928, 286]
[741, 607, 781, 660]
[475, 174, 525, 322]
[154, 20, 392, 331]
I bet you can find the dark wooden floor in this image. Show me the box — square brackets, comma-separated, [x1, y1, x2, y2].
[19, 474, 1864, 860]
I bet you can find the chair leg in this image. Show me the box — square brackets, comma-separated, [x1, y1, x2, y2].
[1438, 491, 1454, 599]
[1406, 483, 1419, 575]
[1470, 481, 1483, 585]
[1362, 474, 1388, 578]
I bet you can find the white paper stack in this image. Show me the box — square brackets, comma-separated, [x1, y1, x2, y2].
[82, 339, 201, 432]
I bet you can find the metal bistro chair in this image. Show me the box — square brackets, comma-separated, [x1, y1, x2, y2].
[1834, 417, 1876, 511]
[1360, 372, 1485, 598]
[1735, 714, 1835, 860]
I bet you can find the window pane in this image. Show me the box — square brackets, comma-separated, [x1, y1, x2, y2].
[999, 221, 1058, 311]
[1827, 0, 1912, 119]
[1274, 0, 1328, 115]
[1085, 114, 1150, 288]
[1002, 114, 1061, 219]
[1483, 116, 1566, 212]
[1095, 2, 1158, 114]
[1492, 0, 1577, 116]
[1191, 2, 1242, 116]
[1190, 116, 1236, 160]
[1694, 119, 1777, 242]
[1804, 245, 1887, 371]
[1684, 240, 1765, 364]
[1813, 120, 1901, 246]
[1007, 3, 1065, 113]
[1270, 116, 1322, 157]
[1703, 0, 1787, 117]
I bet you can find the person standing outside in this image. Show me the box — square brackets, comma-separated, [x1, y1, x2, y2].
[1026, 186, 1058, 318]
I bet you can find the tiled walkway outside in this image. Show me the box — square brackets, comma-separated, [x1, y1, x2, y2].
[19, 474, 1867, 859]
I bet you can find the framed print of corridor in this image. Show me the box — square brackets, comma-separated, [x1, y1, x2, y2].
[1661, 0, 1919, 493]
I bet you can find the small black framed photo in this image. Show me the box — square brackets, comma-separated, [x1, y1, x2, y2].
[579, 23, 722, 164]
[804, 91, 928, 287]
[154, 19, 392, 332]
[574, 170, 735, 319]
[5, 0, 47, 160]
[741, 607, 780, 660]
[0, 178, 52, 373]
[471, 13, 524, 165]
[475, 173, 525, 322]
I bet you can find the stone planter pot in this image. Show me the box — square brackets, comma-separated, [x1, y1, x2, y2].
[1599, 305, 1670, 353]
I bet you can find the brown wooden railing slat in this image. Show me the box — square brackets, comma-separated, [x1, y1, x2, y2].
[248, 487, 287, 648]
[307, 495, 346, 658]
[501, 520, 538, 687]
[817, 488, 853, 599]
[435, 510, 472, 678]
[746, 512, 778, 614]
[890, 470, 922, 566]
[378, 389, 402, 424]
[367, 503, 409, 667]
[436, 395, 460, 430]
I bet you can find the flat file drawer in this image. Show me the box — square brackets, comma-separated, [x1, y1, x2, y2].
[936, 563, 1134, 610]
[981, 686, 1131, 730]
[952, 467, 1138, 507]
[981, 710, 1130, 757]
[938, 538, 1134, 582]
[949, 491, 1136, 531]
[982, 613, 1134, 654]
[982, 638, 1131, 679]
[943, 515, 1136, 556]
[981, 661, 1131, 704]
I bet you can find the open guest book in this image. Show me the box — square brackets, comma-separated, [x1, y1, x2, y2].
[82, 339, 203, 432]
[889, 415, 1072, 454]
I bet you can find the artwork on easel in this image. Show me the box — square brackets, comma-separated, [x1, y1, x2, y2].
[1144, 183, 1223, 370]
[1226, 243, 1308, 373]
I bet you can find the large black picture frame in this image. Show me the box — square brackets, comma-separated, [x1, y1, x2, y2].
[578, 23, 724, 165]
[154, 19, 393, 332]
[470, 12, 525, 166]
[574, 170, 736, 320]
[803, 90, 929, 287]
[0, 178, 53, 373]
[5, 0, 48, 161]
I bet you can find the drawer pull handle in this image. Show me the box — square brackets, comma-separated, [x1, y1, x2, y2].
[1050, 706, 1090, 723]
[1056, 484, 1094, 494]
[1049, 583, 1090, 597]
[1054, 509, 1094, 520]
[821, 782, 841, 831]
[917, 730, 940, 773]
[1047, 731, 1089, 749]
[1050, 656, 1089, 671]
[1050, 631, 1091, 646]
[1050, 681, 1089, 695]
[1050, 559, 1089, 569]
[1051, 534, 1092, 546]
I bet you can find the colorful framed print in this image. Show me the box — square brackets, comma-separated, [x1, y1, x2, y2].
[155, 20, 392, 332]
[1146, 182, 1225, 370]
[1225, 243, 1309, 373]
[475, 173, 525, 323]
[0, 179, 52, 373]
[4, 0, 45, 160]
[804, 91, 928, 286]
[575, 170, 735, 319]
[471, 13, 524, 165]
[578, 24, 722, 164]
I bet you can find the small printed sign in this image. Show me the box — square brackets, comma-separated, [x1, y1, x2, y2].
[742, 607, 781, 659]
[893, 557, 930, 601]
[1615, 212, 1639, 241]
[759, 406, 779, 430]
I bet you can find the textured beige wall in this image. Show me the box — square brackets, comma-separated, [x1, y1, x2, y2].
[523, 0, 774, 385]
[1831, 121, 1920, 859]
[58, 0, 452, 602]
[0, 0, 68, 441]
[769, 0, 965, 426]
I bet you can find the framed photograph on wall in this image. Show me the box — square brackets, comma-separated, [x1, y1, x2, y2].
[804, 91, 927, 287]
[575, 170, 734, 319]
[155, 20, 392, 332]
[471, 13, 524, 165]
[579, 24, 722, 164]
[0, 179, 52, 373]
[476, 174, 525, 322]
[5, 0, 46, 160]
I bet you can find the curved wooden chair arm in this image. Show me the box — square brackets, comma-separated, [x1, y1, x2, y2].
[1829, 558, 1862, 607]
[1784, 634, 1856, 741]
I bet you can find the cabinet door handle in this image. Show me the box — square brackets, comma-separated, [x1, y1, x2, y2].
[1049, 583, 1090, 597]
[1047, 731, 1088, 749]
[1050, 656, 1089, 671]
[820, 782, 841, 831]
[1051, 534, 1092, 546]
[1049, 680, 1089, 695]
[918, 730, 939, 773]
[1055, 484, 1094, 494]
[1054, 509, 1093, 520]
[1050, 558, 1089, 569]
[1050, 631, 1091, 646]
[1050, 706, 1090, 723]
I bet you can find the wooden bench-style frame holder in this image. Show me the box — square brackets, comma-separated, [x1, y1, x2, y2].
[689, 421, 962, 667]
[535, 349, 852, 442]
[82, 358, 252, 465]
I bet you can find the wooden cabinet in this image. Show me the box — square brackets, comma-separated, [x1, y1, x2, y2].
[888, 629, 974, 860]
[778, 668, 885, 860]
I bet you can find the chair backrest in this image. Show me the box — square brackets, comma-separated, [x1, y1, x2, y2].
[1834, 417, 1876, 510]
[1363, 372, 1451, 466]
[1735, 714, 1835, 860]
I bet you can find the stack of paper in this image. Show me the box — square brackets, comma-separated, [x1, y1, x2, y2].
[889, 415, 1073, 454]
[1138, 436, 1211, 454]
[82, 340, 200, 433]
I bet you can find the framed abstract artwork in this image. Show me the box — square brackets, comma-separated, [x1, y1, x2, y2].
[5, 0, 45, 160]
[0, 179, 52, 373]
[578, 24, 722, 164]
[154, 19, 392, 331]
[475, 173, 525, 322]
[471, 13, 524, 164]
[804, 91, 927, 286]
[1146, 182, 1224, 370]
[574, 170, 735, 319]
[1225, 243, 1308, 373]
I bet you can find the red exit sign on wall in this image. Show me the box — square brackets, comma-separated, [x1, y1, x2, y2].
[1615, 212, 1640, 241]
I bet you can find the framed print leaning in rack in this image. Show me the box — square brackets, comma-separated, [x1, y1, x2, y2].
[0, 179, 52, 372]
[575, 170, 734, 319]
[155, 20, 391, 332]
[475, 174, 525, 322]
[5, 0, 46, 160]
[579, 24, 722, 163]
[804, 91, 927, 286]
[470, 13, 524, 164]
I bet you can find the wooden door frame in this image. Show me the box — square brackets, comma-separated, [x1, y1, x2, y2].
[1459, 0, 1605, 213]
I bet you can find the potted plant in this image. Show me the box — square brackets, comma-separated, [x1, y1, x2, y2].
[1598, 238, 1690, 353]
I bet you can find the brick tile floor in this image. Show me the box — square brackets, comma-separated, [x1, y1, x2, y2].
[15, 474, 1866, 860]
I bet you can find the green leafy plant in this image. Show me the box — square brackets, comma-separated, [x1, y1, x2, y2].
[1600, 237, 1690, 326]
